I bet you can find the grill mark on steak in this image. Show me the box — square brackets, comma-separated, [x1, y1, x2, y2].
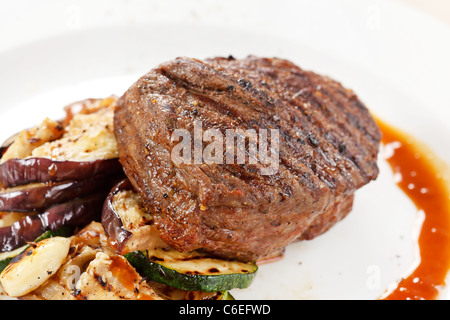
[157, 58, 347, 192]
[156, 60, 328, 197]
[289, 86, 373, 181]
[114, 56, 381, 261]
[207, 58, 373, 192]
[271, 58, 379, 181]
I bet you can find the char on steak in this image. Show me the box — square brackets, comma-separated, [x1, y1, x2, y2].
[114, 56, 381, 261]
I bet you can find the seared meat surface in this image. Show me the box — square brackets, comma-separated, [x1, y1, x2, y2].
[114, 56, 381, 261]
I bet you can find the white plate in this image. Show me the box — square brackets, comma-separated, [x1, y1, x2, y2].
[0, 0, 449, 300]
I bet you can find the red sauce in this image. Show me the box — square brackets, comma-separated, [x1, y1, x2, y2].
[109, 255, 138, 292]
[109, 255, 157, 300]
[376, 118, 450, 300]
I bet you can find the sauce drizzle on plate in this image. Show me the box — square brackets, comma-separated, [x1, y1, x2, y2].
[376, 118, 450, 300]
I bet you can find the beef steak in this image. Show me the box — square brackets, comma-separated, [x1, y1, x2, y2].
[114, 56, 381, 261]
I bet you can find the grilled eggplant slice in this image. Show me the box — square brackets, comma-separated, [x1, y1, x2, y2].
[0, 193, 105, 252]
[101, 179, 133, 253]
[0, 131, 19, 160]
[0, 96, 120, 188]
[0, 177, 113, 212]
[0, 118, 65, 165]
[102, 179, 165, 254]
[0, 158, 122, 188]
[61, 96, 117, 127]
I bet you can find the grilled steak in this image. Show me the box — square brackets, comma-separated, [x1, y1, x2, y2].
[114, 56, 381, 261]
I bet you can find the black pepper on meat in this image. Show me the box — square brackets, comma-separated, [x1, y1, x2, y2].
[114, 56, 381, 262]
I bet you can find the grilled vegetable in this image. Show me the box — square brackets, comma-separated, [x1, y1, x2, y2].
[0, 193, 105, 252]
[124, 249, 257, 292]
[0, 227, 73, 272]
[0, 131, 19, 160]
[0, 157, 122, 188]
[0, 118, 65, 165]
[61, 97, 116, 127]
[0, 236, 71, 297]
[104, 180, 256, 292]
[150, 281, 235, 300]
[72, 251, 163, 300]
[101, 179, 165, 254]
[101, 179, 133, 253]
[0, 98, 121, 188]
[0, 177, 112, 212]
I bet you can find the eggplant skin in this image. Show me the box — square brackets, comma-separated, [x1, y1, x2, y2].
[0, 193, 105, 252]
[0, 131, 19, 160]
[101, 179, 133, 254]
[0, 177, 112, 212]
[0, 157, 122, 188]
[0, 146, 9, 159]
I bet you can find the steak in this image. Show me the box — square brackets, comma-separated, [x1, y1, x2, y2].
[114, 56, 381, 261]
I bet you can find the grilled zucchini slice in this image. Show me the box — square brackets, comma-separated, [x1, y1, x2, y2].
[125, 249, 257, 292]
